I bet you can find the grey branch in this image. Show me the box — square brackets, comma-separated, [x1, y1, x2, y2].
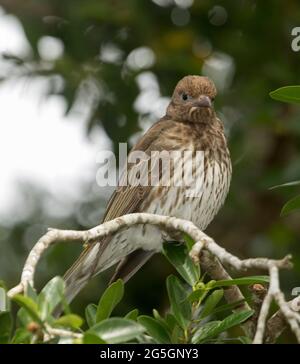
[7, 212, 300, 343]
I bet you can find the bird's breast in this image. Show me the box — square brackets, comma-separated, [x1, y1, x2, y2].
[141, 148, 231, 233]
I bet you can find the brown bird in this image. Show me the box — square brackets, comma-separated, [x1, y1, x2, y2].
[63, 75, 232, 303]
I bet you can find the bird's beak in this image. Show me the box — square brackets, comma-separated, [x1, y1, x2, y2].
[193, 95, 212, 108]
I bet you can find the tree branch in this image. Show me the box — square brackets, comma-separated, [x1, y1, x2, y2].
[7, 212, 300, 343]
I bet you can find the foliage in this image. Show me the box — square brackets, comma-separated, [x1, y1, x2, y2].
[270, 86, 300, 105]
[270, 86, 300, 216]
[0, 242, 270, 344]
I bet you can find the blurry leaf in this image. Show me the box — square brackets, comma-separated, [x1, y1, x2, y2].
[165, 313, 178, 332]
[211, 276, 269, 288]
[152, 309, 170, 332]
[13, 295, 42, 324]
[26, 283, 38, 302]
[17, 307, 32, 326]
[214, 310, 254, 337]
[83, 332, 106, 344]
[0, 311, 12, 343]
[37, 293, 48, 320]
[199, 289, 224, 319]
[88, 318, 145, 344]
[269, 180, 300, 190]
[85, 304, 97, 328]
[183, 234, 195, 251]
[2, 53, 24, 65]
[11, 328, 31, 344]
[96, 279, 124, 322]
[138, 316, 171, 344]
[209, 299, 246, 316]
[270, 86, 300, 104]
[54, 314, 83, 329]
[166, 275, 191, 329]
[191, 321, 221, 344]
[281, 195, 300, 216]
[187, 288, 208, 303]
[0, 280, 7, 290]
[38, 277, 65, 319]
[153, 309, 163, 321]
[192, 310, 253, 343]
[238, 336, 252, 344]
[171, 324, 183, 344]
[163, 243, 200, 286]
[125, 309, 139, 321]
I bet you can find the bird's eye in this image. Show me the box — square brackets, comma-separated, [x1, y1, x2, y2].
[181, 93, 189, 101]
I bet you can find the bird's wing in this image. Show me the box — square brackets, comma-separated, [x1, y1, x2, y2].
[102, 116, 176, 221]
[63, 117, 174, 289]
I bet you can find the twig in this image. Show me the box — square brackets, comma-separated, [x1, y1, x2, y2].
[253, 265, 300, 343]
[265, 295, 300, 343]
[44, 325, 82, 341]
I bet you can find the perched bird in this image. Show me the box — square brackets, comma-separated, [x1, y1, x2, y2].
[63, 75, 232, 303]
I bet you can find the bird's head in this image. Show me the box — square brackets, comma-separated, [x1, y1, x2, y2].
[167, 75, 217, 123]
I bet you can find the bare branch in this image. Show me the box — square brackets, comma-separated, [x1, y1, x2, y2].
[253, 265, 300, 343]
[265, 295, 300, 343]
[7, 212, 300, 343]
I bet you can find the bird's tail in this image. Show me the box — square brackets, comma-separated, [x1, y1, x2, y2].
[62, 240, 116, 305]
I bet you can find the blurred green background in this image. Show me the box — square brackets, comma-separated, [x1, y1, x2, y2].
[1, 0, 300, 342]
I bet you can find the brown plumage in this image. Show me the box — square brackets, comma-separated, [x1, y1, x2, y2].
[63, 75, 232, 303]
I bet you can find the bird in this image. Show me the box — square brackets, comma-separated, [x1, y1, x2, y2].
[63, 75, 232, 304]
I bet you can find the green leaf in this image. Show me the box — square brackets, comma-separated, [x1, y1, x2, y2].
[26, 283, 38, 302]
[200, 289, 224, 319]
[238, 336, 253, 344]
[171, 325, 183, 344]
[88, 318, 145, 344]
[138, 316, 171, 344]
[0, 311, 12, 343]
[13, 295, 42, 324]
[211, 276, 269, 288]
[192, 310, 254, 343]
[270, 86, 300, 104]
[165, 313, 178, 332]
[191, 321, 221, 343]
[17, 307, 33, 326]
[269, 180, 300, 190]
[83, 332, 106, 344]
[85, 304, 97, 328]
[125, 309, 139, 321]
[214, 310, 254, 337]
[163, 243, 200, 286]
[53, 314, 83, 329]
[96, 279, 124, 323]
[38, 276, 65, 319]
[281, 195, 300, 216]
[152, 309, 170, 332]
[166, 275, 191, 329]
[209, 299, 246, 316]
[183, 234, 195, 251]
[0, 281, 7, 290]
[11, 328, 31, 344]
[187, 288, 208, 303]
